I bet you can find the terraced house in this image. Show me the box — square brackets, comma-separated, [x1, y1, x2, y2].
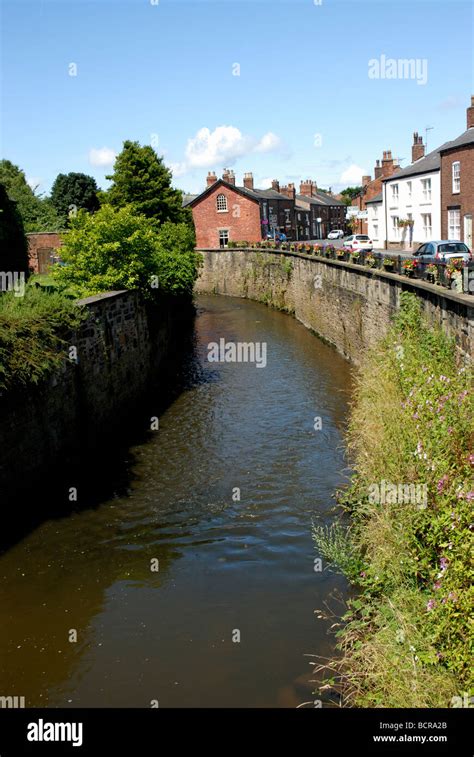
[186, 170, 345, 247]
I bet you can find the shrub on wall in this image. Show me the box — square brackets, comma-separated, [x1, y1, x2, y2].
[51, 205, 200, 298]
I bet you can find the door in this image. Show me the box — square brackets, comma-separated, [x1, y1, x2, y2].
[38, 248, 55, 274]
[464, 214, 473, 249]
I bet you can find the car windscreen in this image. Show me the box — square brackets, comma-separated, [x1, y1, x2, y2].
[438, 243, 467, 253]
[356, 236, 370, 240]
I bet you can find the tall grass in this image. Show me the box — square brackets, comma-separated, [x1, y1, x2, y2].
[0, 287, 85, 392]
[313, 292, 473, 707]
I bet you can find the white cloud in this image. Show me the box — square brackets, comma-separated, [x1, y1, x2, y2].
[255, 177, 274, 189]
[170, 125, 284, 178]
[168, 161, 188, 178]
[340, 164, 367, 185]
[27, 176, 42, 191]
[88, 147, 116, 167]
[185, 126, 251, 168]
[254, 132, 282, 153]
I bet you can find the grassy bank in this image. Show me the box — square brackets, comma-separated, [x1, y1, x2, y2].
[313, 292, 473, 707]
[0, 287, 85, 393]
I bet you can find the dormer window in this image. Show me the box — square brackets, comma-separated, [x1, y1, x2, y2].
[216, 194, 228, 212]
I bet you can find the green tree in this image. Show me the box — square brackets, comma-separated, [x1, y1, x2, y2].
[51, 204, 200, 298]
[340, 186, 364, 206]
[50, 172, 100, 226]
[0, 182, 30, 277]
[0, 160, 61, 232]
[103, 140, 187, 225]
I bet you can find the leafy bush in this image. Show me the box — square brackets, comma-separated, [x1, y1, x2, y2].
[314, 293, 473, 706]
[0, 286, 85, 392]
[51, 205, 200, 298]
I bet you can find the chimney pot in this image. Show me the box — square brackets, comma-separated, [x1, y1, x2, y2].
[206, 171, 218, 187]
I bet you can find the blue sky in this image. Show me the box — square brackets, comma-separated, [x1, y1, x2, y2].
[1, 0, 473, 195]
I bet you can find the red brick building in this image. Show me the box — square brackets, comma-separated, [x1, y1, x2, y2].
[440, 96, 474, 248]
[187, 170, 296, 247]
[27, 232, 63, 274]
[187, 170, 346, 246]
[296, 179, 346, 238]
[350, 151, 399, 234]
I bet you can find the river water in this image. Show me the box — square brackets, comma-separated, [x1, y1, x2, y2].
[0, 295, 353, 708]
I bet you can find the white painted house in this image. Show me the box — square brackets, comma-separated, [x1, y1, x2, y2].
[366, 192, 385, 247]
[382, 136, 441, 249]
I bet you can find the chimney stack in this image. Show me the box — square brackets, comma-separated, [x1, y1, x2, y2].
[362, 175, 371, 186]
[381, 150, 395, 178]
[412, 133, 425, 163]
[374, 159, 382, 179]
[280, 183, 296, 201]
[271, 179, 280, 192]
[243, 172, 254, 190]
[467, 95, 474, 129]
[222, 168, 235, 184]
[300, 179, 314, 197]
[206, 171, 218, 187]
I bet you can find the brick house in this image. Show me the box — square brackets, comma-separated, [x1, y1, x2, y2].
[350, 151, 399, 234]
[296, 179, 346, 239]
[186, 170, 296, 247]
[187, 171, 346, 246]
[27, 232, 63, 274]
[440, 96, 474, 248]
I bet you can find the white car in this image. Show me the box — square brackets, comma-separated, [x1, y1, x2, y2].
[327, 229, 344, 240]
[344, 234, 373, 252]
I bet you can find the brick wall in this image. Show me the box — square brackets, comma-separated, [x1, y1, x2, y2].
[27, 232, 63, 274]
[440, 144, 474, 244]
[192, 185, 262, 247]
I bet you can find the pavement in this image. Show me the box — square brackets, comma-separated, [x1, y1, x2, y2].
[306, 239, 412, 257]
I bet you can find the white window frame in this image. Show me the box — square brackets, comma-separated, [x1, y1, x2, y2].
[219, 229, 229, 248]
[216, 194, 228, 212]
[452, 162, 460, 194]
[392, 215, 400, 239]
[448, 209, 461, 240]
[421, 178, 432, 202]
[391, 184, 399, 203]
[421, 213, 431, 239]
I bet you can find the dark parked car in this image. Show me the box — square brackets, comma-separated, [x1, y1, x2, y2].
[413, 241, 472, 264]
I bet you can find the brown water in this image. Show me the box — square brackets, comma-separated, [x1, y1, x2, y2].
[0, 295, 353, 708]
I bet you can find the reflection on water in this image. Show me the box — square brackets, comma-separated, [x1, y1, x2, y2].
[0, 295, 353, 708]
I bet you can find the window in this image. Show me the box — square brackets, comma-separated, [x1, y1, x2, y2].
[373, 224, 379, 239]
[391, 184, 399, 202]
[392, 216, 400, 239]
[448, 209, 461, 240]
[452, 162, 460, 193]
[373, 204, 378, 218]
[262, 202, 268, 220]
[407, 181, 412, 199]
[422, 213, 432, 239]
[297, 213, 301, 221]
[216, 194, 228, 212]
[219, 229, 229, 248]
[421, 178, 432, 202]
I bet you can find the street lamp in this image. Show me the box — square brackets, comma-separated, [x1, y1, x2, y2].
[317, 217, 322, 240]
